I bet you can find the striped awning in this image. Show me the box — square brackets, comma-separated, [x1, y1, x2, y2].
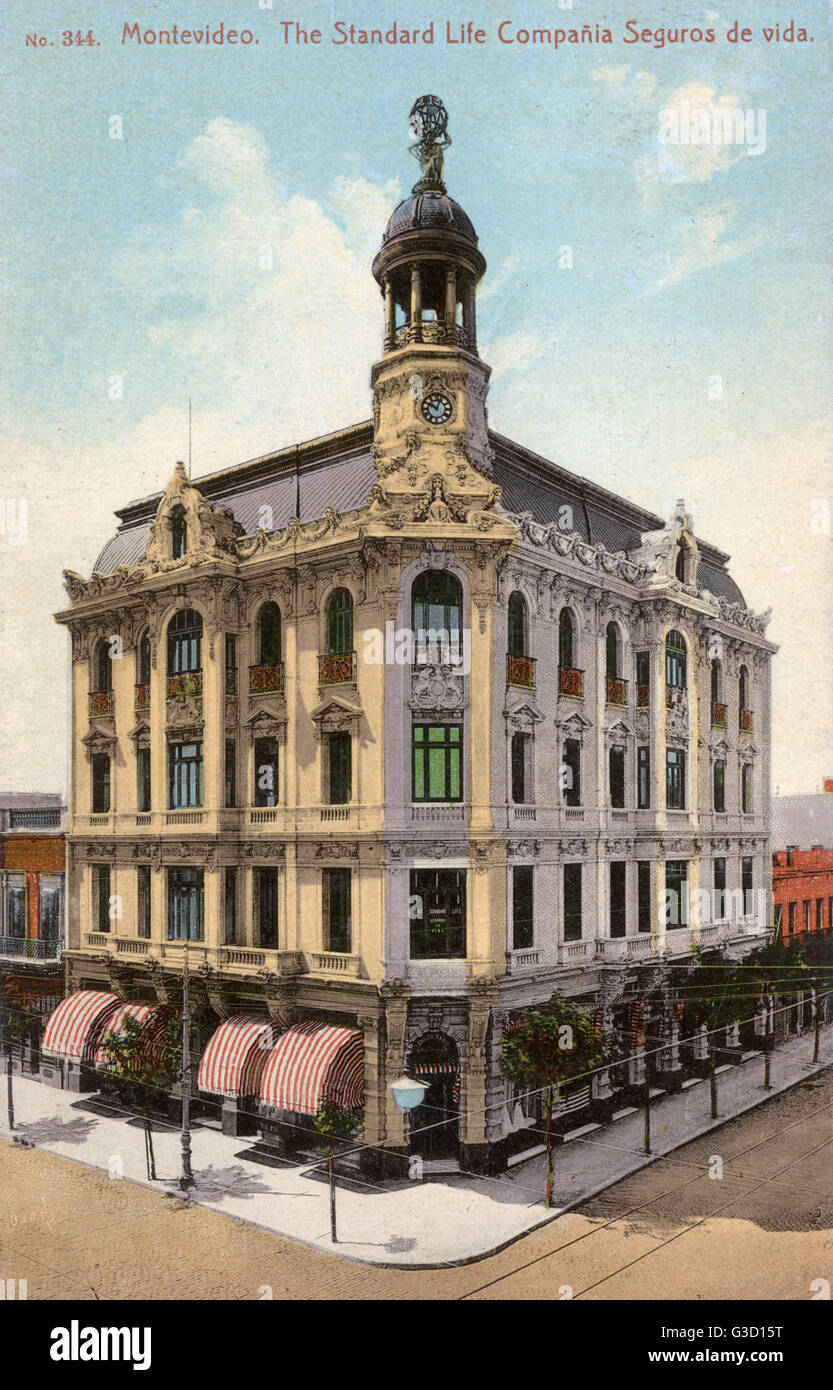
[92, 1002, 170, 1071]
[259, 1021, 364, 1115]
[41, 990, 121, 1064]
[411, 1062, 458, 1074]
[198, 1015, 283, 1099]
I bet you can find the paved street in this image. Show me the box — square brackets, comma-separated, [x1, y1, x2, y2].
[1, 1066, 830, 1300]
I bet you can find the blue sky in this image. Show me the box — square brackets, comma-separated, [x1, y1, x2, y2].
[1, 0, 831, 792]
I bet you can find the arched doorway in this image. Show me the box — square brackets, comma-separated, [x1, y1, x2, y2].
[407, 1032, 460, 1161]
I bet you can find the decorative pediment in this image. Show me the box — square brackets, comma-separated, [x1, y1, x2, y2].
[604, 717, 633, 743]
[555, 710, 593, 737]
[143, 463, 244, 571]
[81, 723, 116, 758]
[128, 719, 151, 748]
[503, 687, 544, 728]
[708, 737, 731, 759]
[309, 695, 364, 738]
[245, 706, 289, 743]
[629, 498, 700, 589]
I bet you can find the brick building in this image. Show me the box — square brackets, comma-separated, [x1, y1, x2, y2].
[772, 792, 833, 945]
[0, 793, 67, 1032]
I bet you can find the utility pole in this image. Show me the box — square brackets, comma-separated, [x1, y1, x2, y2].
[642, 1075, 651, 1155]
[180, 942, 194, 1191]
[3, 1006, 14, 1132]
[709, 1047, 718, 1120]
[813, 988, 821, 1064]
[763, 991, 772, 1090]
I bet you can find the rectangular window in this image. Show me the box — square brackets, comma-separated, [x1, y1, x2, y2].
[257, 868, 279, 948]
[635, 650, 650, 688]
[324, 867, 352, 953]
[788, 902, 796, 935]
[774, 903, 783, 935]
[7, 874, 26, 938]
[225, 740, 237, 808]
[224, 867, 237, 945]
[167, 867, 204, 942]
[803, 898, 811, 933]
[253, 737, 279, 808]
[412, 724, 462, 803]
[563, 863, 582, 941]
[637, 861, 651, 934]
[328, 732, 352, 805]
[665, 860, 688, 928]
[168, 742, 203, 810]
[742, 857, 754, 918]
[511, 732, 529, 805]
[609, 745, 625, 809]
[409, 868, 466, 959]
[92, 753, 111, 814]
[39, 875, 62, 942]
[666, 748, 686, 810]
[714, 857, 727, 921]
[512, 865, 534, 950]
[816, 898, 823, 933]
[637, 746, 650, 809]
[609, 861, 626, 938]
[137, 864, 151, 939]
[741, 763, 752, 813]
[136, 747, 151, 813]
[713, 759, 725, 813]
[562, 738, 581, 807]
[95, 864, 111, 934]
[225, 633, 237, 670]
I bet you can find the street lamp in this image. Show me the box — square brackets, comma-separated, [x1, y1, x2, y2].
[388, 1075, 429, 1111]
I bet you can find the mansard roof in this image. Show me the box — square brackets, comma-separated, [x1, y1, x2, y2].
[91, 419, 745, 607]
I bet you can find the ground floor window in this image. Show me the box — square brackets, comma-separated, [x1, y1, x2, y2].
[409, 868, 466, 959]
[167, 867, 204, 941]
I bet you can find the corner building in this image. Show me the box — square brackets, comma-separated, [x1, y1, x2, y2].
[55, 103, 775, 1173]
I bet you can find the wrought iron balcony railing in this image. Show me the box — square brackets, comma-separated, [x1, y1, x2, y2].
[0, 936, 62, 961]
[712, 701, 728, 728]
[636, 682, 649, 708]
[739, 708, 753, 732]
[249, 662, 283, 695]
[318, 651, 356, 686]
[558, 666, 583, 698]
[88, 689, 114, 717]
[168, 670, 203, 699]
[507, 654, 536, 689]
[134, 683, 149, 712]
[606, 676, 628, 706]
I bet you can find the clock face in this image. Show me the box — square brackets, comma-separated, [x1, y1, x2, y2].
[421, 392, 453, 426]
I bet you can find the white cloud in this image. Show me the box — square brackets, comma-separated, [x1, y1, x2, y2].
[649, 204, 765, 290]
[591, 65, 659, 104]
[639, 82, 760, 187]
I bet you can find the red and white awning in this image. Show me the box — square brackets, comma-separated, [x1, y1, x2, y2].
[198, 1015, 283, 1099]
[41, 990, 121, 1064]
[259, 1021, 364, 1115]
[92, 1001, 165, 1070]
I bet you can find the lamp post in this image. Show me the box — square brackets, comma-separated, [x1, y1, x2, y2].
[388, 1075, 429, 1177]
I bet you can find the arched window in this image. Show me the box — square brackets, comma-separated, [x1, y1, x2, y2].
[257, 602, 282, 667]
[605, 623, 620, 682]
[739, 664, 749, 712]
[665, 629, 687, 690]
[507, 592, 528, 658]
[675, 545, 686, 582]
[558, 608, 574, 670]
[138, 633, 151, 687]
[94, 639, 112, 693]
[167, 608, 202, 676]
[326, 588, 353, 657]
[412, 570, 462, 661]
[710, 658, 722, 705]
[170, 505, 187, 559]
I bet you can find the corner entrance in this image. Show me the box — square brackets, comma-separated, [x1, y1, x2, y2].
[407, 1032, 460, 1161]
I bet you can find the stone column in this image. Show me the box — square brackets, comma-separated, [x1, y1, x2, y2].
[444, 266, 457, 330]
[383, 278, 395, 349]
[590, 1006, 614, 1122]
[357, 1012, 384, 1176]
[460, 978, 500, 1172]
[409, 264, 422, 329]
[380, 981, 410, 1175]
[463, 287, 477, 351]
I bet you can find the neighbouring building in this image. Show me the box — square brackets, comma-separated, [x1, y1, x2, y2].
[0, 793, 66, 1042]
[51, 98, 775, 1172]
[772, 791, 833, 946]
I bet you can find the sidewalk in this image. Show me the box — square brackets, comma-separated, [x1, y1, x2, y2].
[0, 1027, 829, 1268]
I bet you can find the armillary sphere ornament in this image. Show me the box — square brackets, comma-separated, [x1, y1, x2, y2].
[408, 94, 451, 193]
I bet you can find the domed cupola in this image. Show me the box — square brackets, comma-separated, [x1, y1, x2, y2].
[372, 95, 486, 357]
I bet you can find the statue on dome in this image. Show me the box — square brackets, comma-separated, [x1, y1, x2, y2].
[409, 94, 451, 192]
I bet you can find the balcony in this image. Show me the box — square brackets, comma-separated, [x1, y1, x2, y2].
[134, 683, 149, 712]
[249, 662, 283, 695]
[507, 654, 536, 689]
[308, 951, 363, 977]
[0, 936, 61, 962]
[711, 701, 727, 729]
[392, 321, 471, 351]
[319, 651, 355, 687]
[164, 810, 205, 826]
[249, 807, 280, 824]
[321, 806, 351, 822]
[88, 689, 114, 717]
[606, 677, 628, 706]
[559, 941, 591, 965]
[168, 670, 202, 699]
[739, 708, 753, 732]
[627, 936, 653, 959]
[505, 947, 541, 974]
[558, 666, 584, 699]
[636, 683, 650, 708]
[596, 939, 627, 961]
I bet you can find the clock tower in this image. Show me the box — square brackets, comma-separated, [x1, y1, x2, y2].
[370, 96, 497, 523]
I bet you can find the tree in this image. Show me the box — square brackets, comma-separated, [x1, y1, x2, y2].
[96, 1012, 181, 1180]
[312, 1098, 363, 1243]
[500, 995, 609, 1208]
[0, 991, 40, 1131]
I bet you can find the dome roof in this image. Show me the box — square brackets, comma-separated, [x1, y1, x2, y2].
[382, 190, 478, 247]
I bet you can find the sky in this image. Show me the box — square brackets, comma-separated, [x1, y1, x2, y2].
[1, 0, 831, 795]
